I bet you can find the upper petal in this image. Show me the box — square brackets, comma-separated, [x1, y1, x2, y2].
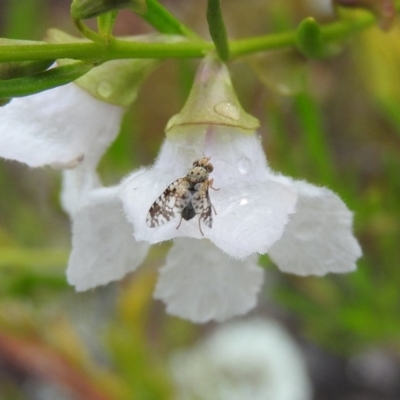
[268, 178, 362, 275]
[120, 134, 297, 258]
[67, 186, 149, 291]
[153, 238, 264, 323]
[0, 83, 124, 169]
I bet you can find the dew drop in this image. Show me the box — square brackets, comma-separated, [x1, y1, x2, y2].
[214, 102, 240, 121]
[240, 198, 248, 206]
[97, 81, 113, 98]
[237, 157, 251, 174]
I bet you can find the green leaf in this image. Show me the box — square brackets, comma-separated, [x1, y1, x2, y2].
[296, 17, 324, 59]
[71, 0, 147, 20]
[97, 10, 118, 37]
[206, 0, 230, 61]
[0, 62, 93, 98]
[141, 0, 200, 39]
[0, 59, 54, 80]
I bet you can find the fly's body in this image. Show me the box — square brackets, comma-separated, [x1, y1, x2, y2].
[146, 157, 218, 235]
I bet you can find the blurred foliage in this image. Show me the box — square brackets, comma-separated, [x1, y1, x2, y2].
[1, 0, 400, 399]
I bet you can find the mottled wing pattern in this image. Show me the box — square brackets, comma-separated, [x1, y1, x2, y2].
[192, 181, 213, 228]
[146, 178, 190, 227]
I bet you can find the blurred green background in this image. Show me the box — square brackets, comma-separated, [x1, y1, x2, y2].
[0, 0, 400, 399]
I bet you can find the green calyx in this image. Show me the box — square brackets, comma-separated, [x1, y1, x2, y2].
[71, 0, 147, 19]
[47, 29, 162, 107]
[166, 54, 259, 133]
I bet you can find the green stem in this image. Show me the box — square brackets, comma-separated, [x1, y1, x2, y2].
[0, 41, 213, 62]
[0, 9, 384, 63]
[229, 31, 295, 58]
[229, 10, 375, 58]
[73, 18, 106, 45]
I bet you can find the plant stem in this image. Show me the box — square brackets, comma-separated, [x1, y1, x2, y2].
[0, 9, 385, 63]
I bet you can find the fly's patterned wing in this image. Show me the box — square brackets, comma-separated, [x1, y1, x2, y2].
[192, 181, 213, 228]
[146, 178, 191, 227]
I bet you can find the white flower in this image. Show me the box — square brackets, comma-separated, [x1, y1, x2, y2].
[170, 318, 313, 400]
[116, 56, 361, 322]
[62, 55, 361, 323]
[115, 127, 361, 322]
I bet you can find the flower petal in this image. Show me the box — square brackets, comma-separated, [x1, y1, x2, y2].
[120, 136, 297, 258]
[0, 83, 124, 168]
[208, 180, 297, 258]
[61, 168, 102, 216]
[67, 186, 149, 291]
[268, 178, 362, 275]
[153, 238, 264, 323]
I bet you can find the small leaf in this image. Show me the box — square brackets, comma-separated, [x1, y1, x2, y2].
[206, 0, 230, 61]
[0, 60, 54, 80]
[71, 0, 147, 20]
[141, 0, 199, 38]
[335, 0, 396, 30]
[97, 10, 118, 37]
[0, 62, 93, 98]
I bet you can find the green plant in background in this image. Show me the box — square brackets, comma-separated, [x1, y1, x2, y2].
[0, 0, 400, 399]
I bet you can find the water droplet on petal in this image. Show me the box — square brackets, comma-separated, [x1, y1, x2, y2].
[240, 198, 248, 206]
[97, 81, 113, 98]
[237, 157, 251, 174]
[214, 102, 240, 121]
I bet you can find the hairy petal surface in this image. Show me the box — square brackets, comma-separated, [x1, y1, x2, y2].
[0, 83, 124, 169]
[208, 180, 297, 258]
[61, 168, 102, 216]
[120, 131, 297, 258]
[153, 238, 263, 323]
[67, 186, 149, 291]
[269, 178, 362, 275]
